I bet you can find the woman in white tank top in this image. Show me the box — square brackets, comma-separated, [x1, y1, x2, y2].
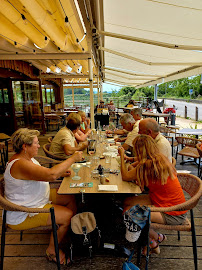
[4, 128, 83, 265]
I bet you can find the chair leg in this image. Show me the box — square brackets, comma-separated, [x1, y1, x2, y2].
[190, 209, 198, 270]
[20, 231, 23, 241]
[197, 157, 201, 177]
[50, 207, 60, 270]
[1, 210, 7, 270]
[177, 231, 180, 241]
[145, 211, 151, 270]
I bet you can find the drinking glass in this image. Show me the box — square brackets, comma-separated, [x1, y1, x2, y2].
[71, 163, 82, 180]
[105, 153, 111, 164]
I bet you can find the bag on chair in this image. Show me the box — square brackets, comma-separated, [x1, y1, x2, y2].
[123, 204, 150, 242]
[71, 212, 101, 258]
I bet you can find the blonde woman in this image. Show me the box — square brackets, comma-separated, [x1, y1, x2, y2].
[77, 110, 91, 134]
[118, 134, 187, 255]
[4, 128, 83, 265]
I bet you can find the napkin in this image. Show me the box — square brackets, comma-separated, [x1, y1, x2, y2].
[98, 185, 118, 191]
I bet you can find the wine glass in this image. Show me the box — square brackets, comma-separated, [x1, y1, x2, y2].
[71, 163, 82, 180]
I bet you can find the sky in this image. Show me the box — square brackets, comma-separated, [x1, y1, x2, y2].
[102, 82, 121, 93]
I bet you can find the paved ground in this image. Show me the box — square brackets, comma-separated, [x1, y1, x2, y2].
[164, 99, 202, 121]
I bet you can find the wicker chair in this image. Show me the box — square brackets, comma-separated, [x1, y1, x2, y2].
[0, 177, 61, 270]
[175, 137, 201, 176]
[43, 143, 66, 161]
[150, 173, 202, 270]
[196, 143, 202, 179]
[0, 142, 6, 172]
[164, 135, 178, 157]
[48, 136, 54, 143]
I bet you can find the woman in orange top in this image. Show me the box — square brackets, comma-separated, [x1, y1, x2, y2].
[118, 134, 187, 255]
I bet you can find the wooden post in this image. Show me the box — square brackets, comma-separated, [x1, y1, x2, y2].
[39, 79, 46, 135]
[88, 57, 95, 129]
[154, 84, 158, 101]
[97, 76, 100, 105]
[72, 86, 75, 106]
[185, 106, 187, 119]
[100, 81, 103, 100]
[195, 107, 198, 121]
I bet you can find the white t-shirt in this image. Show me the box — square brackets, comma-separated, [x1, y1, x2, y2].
[4, 158, 50, 225]
[125, 120, 140, 147]
[155, 133, 172, 163]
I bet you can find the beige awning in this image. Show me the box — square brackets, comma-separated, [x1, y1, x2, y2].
[99, 0, 202, 87]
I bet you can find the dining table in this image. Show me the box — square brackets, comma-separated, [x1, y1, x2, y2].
[142, 111, 170, 123]
[58, 138, 141, 195]
[176, 128, 202, 138]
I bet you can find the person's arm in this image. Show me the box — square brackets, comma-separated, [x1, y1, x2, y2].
[106, 129, 128, 135]
[10, 151, 83, 182]
[63, 141, 88, 156]
[121, 142, 130, 151]
[118, 147, 137, 182]
[75, 129, 91, 142]
[114, 137, 127, 143]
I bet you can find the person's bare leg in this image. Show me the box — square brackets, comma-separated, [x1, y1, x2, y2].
[46, 204, 73, 264]
[124, 194, 151, 210]
[54, 189, 77, 215]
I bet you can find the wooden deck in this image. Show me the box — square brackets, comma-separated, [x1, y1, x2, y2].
[0, 133, 201, 270]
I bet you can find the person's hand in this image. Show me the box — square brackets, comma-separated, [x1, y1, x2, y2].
[114, 138, 121, 142]
[62, 170, 71, 177]
[86, 118, 90, 126]
[118, 146, 125, 156]
[128, 164, 134, 171]
[87, 129, 92, 136]
[72, 151, 83, 162]
[106, 130, 113, 134]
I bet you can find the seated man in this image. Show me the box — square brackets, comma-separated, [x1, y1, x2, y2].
[115, 113, 140, 151]
[50, 113, 88, 158]
[94, 100, 107, 113]
[138, 118, 172, 162]
[107, 108, 142, 136]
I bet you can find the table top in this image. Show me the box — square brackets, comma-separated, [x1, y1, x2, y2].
[177, 128, 202, 136]
[142, 112, 169, 117]
[58, 154, 141, 195]
[0, 133, 10, 141]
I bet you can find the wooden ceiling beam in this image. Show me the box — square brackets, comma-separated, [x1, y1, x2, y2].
[0, 53, 91, 61]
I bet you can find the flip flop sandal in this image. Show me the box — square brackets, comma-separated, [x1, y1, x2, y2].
[46, 250, 71, 266]
[157, 233, 167, 244]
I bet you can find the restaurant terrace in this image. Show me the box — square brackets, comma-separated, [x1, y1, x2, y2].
[0, 1, 202, 270]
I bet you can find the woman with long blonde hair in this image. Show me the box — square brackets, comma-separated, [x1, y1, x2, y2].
[118, 134, 187, 255]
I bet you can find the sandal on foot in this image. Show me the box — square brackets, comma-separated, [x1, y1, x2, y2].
[46, 250, 68, 265]
[157, 233, 167, 244]
[150, 243, 160, 255]
[142, 241, 160, 256]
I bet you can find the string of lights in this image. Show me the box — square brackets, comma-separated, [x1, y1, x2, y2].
[0, 33, 36, 53]
[58, 0, 85, 51]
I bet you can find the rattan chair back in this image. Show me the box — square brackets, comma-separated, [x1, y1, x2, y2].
[150, 173, 202, 269]
[43, 143, 66, 161]
[176, 136, 202, 147]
